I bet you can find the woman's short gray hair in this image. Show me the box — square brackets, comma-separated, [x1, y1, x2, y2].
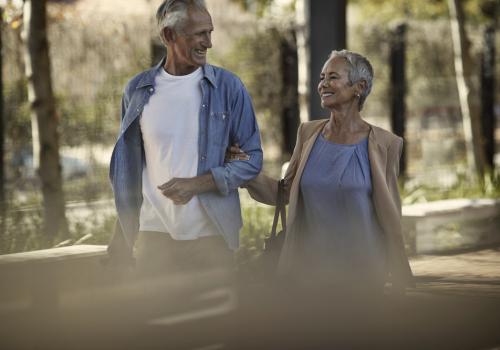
[156, 0, 207, 45]
[328, 50, 374, 111]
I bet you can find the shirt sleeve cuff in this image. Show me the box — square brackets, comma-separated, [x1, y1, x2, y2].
[210, 166, 230, 196]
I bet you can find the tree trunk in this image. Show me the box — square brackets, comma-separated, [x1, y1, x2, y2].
[448, 0, 487, 178]
[390, 23, 407, 178]
[22, 0, 68, 243]
[480, 25, 496, 171]
[280, 30, 299, 158]
[296, 0, 346, 122]
[309, 0, 346, 120]
[0, 7, 5, 252]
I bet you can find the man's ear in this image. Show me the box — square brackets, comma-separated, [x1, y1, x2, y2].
[163, 27, 176, 44]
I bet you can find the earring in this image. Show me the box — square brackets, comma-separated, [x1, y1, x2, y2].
[355, 93, 360, 98]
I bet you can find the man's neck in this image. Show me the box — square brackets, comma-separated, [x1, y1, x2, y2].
[164, 59, 199, 76]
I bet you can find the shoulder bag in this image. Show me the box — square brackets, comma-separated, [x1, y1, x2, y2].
[262, 179, 287, 268]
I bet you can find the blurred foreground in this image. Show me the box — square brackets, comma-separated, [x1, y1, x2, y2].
[1, 245, 500, 350]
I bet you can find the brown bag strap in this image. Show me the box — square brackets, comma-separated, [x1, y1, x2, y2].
[271, 179, 286, 238]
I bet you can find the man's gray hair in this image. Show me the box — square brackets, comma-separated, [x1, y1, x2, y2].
[156, 0, 208, 45]
[328, 50, 374, 111]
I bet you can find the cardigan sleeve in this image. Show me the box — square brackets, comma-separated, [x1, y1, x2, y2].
[385, 136, 415, 287]
[386, 137, 403, 217]
[246, 123, 305, 205]
[282, 123, 304, 203]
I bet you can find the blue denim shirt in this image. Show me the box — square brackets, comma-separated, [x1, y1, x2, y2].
[109, 60, 262, 252]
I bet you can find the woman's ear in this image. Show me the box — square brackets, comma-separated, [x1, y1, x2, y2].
[355, 80, 367, 96]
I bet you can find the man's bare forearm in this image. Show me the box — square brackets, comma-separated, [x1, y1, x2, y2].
[157, 172, 217, 205]
[192, 172, 217, 194]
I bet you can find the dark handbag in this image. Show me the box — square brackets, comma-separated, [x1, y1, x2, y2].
[262, 179, 287, 266]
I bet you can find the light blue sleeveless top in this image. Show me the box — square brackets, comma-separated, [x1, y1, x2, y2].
[299, 133, 386, 285]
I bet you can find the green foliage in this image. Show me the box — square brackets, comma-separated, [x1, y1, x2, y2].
[0, 12, 149, 254]
[1, 200, 116, 254]
[229, 0, 276, 17]
[210, 26, 288, 163]
[237, 203, 275, 264]
[402, 171, 500, 204]
[1, 158, 113, 254]
[349, 8, 487, 184]
[67, 212, 115, 246]
[4, 80, 31, 151]
[351, 0, 446, 22]
[62, 165, 112, 203]
[351, 0, 496, 23]
[2, 206, 45, 254]
[56, 80, 123, 147]
[212, 27, 282, 114]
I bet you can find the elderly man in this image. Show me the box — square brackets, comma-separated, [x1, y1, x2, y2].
[107, 0, 262, 276]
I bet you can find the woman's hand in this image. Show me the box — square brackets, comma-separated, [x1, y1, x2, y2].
[225, 143, 250, 161]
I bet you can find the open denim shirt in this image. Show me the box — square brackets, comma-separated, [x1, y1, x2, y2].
[109, 60, 263, 252]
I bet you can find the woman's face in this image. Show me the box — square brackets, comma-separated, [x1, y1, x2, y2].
[317, 56, 358, 110]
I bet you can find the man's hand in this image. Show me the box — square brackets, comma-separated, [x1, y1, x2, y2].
[158, 177, 197, 205]
[225, 143, 250, 161]
[158, 173, 217, 205]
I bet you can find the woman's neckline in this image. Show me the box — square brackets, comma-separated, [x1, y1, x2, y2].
[319, 133, 368, 146]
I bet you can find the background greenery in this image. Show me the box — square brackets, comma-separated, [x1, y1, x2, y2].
[0, 0, 498, 255]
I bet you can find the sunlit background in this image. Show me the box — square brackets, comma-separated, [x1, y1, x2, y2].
[0, 1, 499, 349]
[0, 0, 498, 255]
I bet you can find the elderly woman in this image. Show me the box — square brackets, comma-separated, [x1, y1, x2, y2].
[233, 50, 414, 293]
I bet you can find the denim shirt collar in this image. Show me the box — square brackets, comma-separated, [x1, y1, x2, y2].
[136, 57, 218, 89]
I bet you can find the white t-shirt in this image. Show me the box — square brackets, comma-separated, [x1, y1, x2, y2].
[139, 67, 219, 240]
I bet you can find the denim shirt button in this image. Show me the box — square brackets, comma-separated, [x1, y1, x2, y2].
[200, 155, 206, 161]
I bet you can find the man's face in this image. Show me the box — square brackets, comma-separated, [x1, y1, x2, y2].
[169, 8, 213, 75]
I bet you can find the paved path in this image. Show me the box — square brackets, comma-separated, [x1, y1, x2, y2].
[391, 248, 500, 350]
[2, 247, 500, 350]
[233, 247, 500, 350]
[410, 247, 500, 299]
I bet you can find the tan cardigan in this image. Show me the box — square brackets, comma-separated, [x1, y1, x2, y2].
[248, 119, 414, 287]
